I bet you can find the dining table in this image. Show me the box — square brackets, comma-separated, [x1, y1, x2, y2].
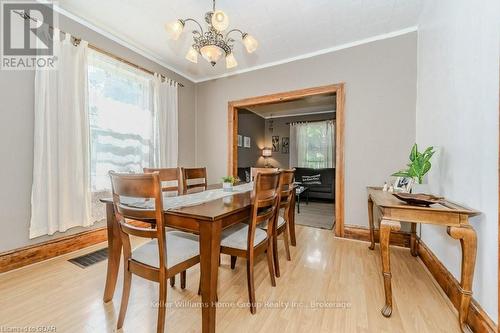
[100, 182, 296, 333]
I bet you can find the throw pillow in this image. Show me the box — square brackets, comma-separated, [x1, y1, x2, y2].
[301, 174, 321, 185]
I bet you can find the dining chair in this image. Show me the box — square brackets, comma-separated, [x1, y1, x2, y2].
[181, 167, 208, 194]
[258, 169, 295, 278]
[220, 171, 281, 314]
[109, 171, 200, 333]
[250, 167, 278, 181]
[143, 167, 187, 288]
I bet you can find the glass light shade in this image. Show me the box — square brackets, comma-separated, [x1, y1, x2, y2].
[165, 20, 184, 40]
[200, 45, 224, 66]
[185, 47, 198, 63]
[262, 148, 272, 157]
[242, 34, 258, 53]
[225, 53, 237, 69]
[211, 10, 229, 31]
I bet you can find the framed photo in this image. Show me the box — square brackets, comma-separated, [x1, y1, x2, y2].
[272, 136, 280, 152]
[237, 135, 242, 147]
[281, 137, 289, 153]
[243, 136, 251, 148]
[394, 177, 414, 193]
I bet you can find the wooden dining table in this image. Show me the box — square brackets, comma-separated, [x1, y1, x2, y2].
[101, 183, 296, 333]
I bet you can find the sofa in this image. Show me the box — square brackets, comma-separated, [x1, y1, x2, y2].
[293, 167, 335, 201]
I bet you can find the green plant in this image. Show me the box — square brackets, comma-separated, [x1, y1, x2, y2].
[392, 144, 435, 184]
[221, 176, 237, 184]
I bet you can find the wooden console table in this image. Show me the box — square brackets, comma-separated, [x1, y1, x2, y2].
[366, 187, 479, 333]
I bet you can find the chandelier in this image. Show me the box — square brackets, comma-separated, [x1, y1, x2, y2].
[165, 0, 258, 69]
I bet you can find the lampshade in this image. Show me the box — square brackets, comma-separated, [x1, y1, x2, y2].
[262, 148, 272, 157]
[185, 47, 198, 63]
[242, 34, 258, 53]
[200, 45, 224, 66]
[165, 20, 184, 40]
[225, 53, 237, 69]
[211, 10, 229, 31]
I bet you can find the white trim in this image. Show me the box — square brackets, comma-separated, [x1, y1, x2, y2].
[50, 4, 197, 83]
[196, 26, 418, 82]
[260, 110, 335, 119]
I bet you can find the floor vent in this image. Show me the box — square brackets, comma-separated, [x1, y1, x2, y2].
[68, 248, 108, 268]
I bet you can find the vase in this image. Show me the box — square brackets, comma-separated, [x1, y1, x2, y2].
[223, 182, 233, 192]
[411, 183, 429, 194]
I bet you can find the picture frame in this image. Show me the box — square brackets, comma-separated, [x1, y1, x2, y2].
[393, 177, 414, 193]
[272, 136, 280, 152]
[243, 136, 251, 148]
[281, 137, 289, 153]
[237, 135, 242, 147]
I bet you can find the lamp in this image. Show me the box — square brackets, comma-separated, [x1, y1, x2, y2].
[262, 148, 272, 167]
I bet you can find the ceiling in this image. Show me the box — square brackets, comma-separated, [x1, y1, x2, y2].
[244, 94, 336, 119]
[57, 0, 422, 82]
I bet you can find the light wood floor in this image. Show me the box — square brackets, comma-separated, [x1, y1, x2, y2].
[0, 226, 461, 333]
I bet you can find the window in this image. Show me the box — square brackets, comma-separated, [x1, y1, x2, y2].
[88, 50, 154, 192]
[290, 120, 335, 169]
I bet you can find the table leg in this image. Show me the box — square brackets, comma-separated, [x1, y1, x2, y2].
[410, 223, 418, 257]
[447, 225, 477, 333]
[289, 191, 297, 246]
[379, 219, 401, 317]
[103, 202, 122, 303]
[367, 197, 375, 250]
[297, 193, 301, 214]
[199, 220, 222, 333]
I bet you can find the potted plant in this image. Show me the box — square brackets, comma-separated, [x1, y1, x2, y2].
[392, 144, 435, 193]
[221, 176, 237, 192]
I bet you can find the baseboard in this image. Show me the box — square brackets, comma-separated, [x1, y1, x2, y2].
[343, 224, 411, 248]
[417, 240, 497, 333]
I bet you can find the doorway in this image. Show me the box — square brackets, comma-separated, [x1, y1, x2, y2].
[227, 84, 345, 237]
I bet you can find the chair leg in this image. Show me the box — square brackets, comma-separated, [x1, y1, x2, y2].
[266, 240, 276, 287]
[246, 257, 256, 314]
[230, 256, 237, 269]
[272, 234, 280, 278]
[169, 276, 175, 287]
[283, 226, 291, 261]
[117, 268, 132, 329]
[157, 278, 167, 333]
[180, 270, 186, 290]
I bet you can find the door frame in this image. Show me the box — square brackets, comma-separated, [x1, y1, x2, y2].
[227, 83, 346, 237]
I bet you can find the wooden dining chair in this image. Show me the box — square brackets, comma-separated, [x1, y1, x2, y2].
[181, 167, 208, 194]
[258, 169, 295, 278]
[250, 167, 278, 181]
[109, 171, 200, 333]
[220, 171, 281, 314]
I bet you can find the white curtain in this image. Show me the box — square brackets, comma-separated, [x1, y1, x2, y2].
[30, 31, 92, 238]
[152, 73, 178, 168]
[289, 120, 335, 168]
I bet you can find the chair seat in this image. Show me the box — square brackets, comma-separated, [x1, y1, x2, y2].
[259, 216, 286, 230]
[221, 223, 268, 250]
[132, 231, 199, 268]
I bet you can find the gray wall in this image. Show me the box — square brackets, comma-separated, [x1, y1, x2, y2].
[195, 32, 417, 227]
[0, 14, 196, 252]
[237, 110, 266, 168]
[264, 112, 335, 169]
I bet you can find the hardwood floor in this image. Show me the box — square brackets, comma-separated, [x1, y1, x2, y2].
[0, 226, 461, 333]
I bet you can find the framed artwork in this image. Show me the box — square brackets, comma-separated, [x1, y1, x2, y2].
[281, 137, 289, 153]
[237, 135, 242, 147]
[272, 136, 280, 152]
[243, 136, 251, 148]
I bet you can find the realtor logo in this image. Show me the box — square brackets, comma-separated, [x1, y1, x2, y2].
[1, 1, 57, 70]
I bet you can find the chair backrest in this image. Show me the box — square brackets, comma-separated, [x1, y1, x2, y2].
[278, 169, 296, 210]
[109, 171, 167, 270]
[143, 167, 182, 196]
[247, 171, 281, 249]
[181, 167, 207, 194]
[250, 167, 278, 181]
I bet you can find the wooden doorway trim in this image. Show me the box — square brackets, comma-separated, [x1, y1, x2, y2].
[228, 83, 346, 237]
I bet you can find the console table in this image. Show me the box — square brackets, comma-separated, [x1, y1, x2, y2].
[366, 187, 479, 333]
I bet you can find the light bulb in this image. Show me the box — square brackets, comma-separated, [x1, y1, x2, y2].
[225, 53, 237, 69]
[165, 20, 184, 40]
[242, 34, 258, 53]
[200, 45, 224, 66]
[185, 47, 198, 63]
[211, 10, 229, 31]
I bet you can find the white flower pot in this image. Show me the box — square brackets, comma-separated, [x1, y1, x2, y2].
[223, 182, 233, 192]
[412, 183, 429, 194]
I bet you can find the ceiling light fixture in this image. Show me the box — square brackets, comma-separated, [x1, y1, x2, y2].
[165, 0, 258, 69]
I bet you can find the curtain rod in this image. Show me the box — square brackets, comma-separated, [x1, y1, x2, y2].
[285, 119, 335, 125]
[13, 10, 184, 87]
